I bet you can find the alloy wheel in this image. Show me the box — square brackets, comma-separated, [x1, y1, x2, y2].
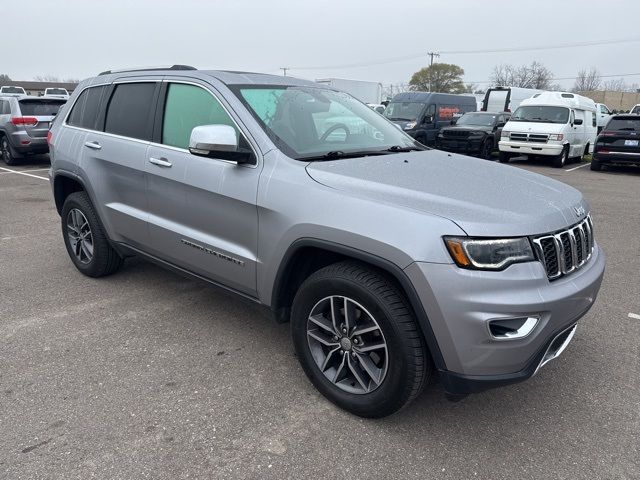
[66, 208, 94, 264]
[306, 295, 388, 394]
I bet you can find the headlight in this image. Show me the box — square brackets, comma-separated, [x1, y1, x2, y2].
[404, 121, 417, 130]
[444, 237, 535, 271]
[548, 134, 564, 141]
[500, 131, 510, 139]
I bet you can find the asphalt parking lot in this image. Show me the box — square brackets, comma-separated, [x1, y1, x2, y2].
[1, 156, 638, 480]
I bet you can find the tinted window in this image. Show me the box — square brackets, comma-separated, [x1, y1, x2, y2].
[162, 83, 237, 149]
[105, 83, 156, 140]
[67, 86, 106, 130]
[1, 87, 24, 94]
[0, 100, 9, 114]
[511, 106, 569, 124]
[592, 112, 597, 127]
[606, 118, 640, 131]
[47, 88, 67, 95]
[19, 99, 65, 116]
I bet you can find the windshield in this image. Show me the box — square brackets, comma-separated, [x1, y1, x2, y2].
[19, 99, 65, 116]
[511, 106, 569, 124]
[456, 113, 497, 127]
[1, 87, 25, 94]
[46, 88, 67, 95]
[383, 102, 424, 121]
[606, 118, 640, 131]
[235, 86, 420, 160]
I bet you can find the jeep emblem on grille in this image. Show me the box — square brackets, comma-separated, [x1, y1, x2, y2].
[573, 205, 586, 217]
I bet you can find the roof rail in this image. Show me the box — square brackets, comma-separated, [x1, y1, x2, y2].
[98, 65, 197, 76]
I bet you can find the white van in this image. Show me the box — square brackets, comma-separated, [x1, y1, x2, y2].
[498, 92, 597, 168]
[482, 86, 545, 113]
[594, 103, 611, 132]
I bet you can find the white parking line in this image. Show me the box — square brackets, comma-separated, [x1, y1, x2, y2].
[629, 313, 640, 320]
[565, 163, 590, 172]
[0, 166, 49, 181]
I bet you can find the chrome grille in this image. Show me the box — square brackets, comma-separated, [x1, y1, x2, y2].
[509, 132, 549, 143]
[532, 216, 594, 280]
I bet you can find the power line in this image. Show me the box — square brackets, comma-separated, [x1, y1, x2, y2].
[287, 37, 640, 71]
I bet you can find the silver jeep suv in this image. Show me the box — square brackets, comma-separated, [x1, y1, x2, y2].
[48, 66, 605, 417]
[0, 95, 66, 165]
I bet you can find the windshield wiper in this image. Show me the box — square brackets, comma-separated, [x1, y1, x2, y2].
[300, 150, 392, 161]
[385, 145, 425, 152]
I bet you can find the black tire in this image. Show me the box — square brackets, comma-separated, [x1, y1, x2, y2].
[590, 158, 603, 171]
[1, 136, 20, 166]
[291, 261, 430, 418]
[480, 139, 494, 160]
[553, 145, 569, 168]
[61, 191, 123, 277]
[498, 151, 511, 163]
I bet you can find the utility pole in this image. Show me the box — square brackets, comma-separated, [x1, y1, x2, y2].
[280, 67, 289, 76]
[427, 52, 440, 92]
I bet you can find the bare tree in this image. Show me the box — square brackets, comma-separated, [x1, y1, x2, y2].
[573, 68, 601, 92]
[602, 78, 627, 91]
[33, 75, 61, 82]
[490, 62, 554, 89]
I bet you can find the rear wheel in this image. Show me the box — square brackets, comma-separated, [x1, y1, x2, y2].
[291, 261, 430, 418]
[553, 145, 569, 168]
[61, 191, 123, 277]
[1, 136, 20, 166]
[480, 139, 494, 160]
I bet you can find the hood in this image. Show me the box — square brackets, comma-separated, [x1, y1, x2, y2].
[504, 120, 567, 133]
[441, 125, 491, 133]
[305, 151, 588, 237]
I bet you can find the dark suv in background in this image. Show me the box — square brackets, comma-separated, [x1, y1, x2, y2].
[591, 114, 640, 171]
[0, 95, 66, 165]
[436, 112, 509, 159]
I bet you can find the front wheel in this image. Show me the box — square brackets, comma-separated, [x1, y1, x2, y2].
[291, 261, 430, 418]
[480, 139, 494, 160]
[553, 145, 569, 168]
[61, 191, 123, 277]
[498, 151, 511, 163]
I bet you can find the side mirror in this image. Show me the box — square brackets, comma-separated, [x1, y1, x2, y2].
[450, 119, 457, 125]
[573, 118, 583, 125]
[496, 122, 506, 128]
[188, 124, 254, 164]
[423, 115, 434, 124]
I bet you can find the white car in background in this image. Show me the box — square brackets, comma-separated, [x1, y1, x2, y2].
[499, 91, 597, 168]
[43, 88, 70, 99]
[594, 103, 611, 132]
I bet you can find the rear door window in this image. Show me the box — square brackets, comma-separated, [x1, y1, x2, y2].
[67, 86, 107, 130]
[161, 83, 239, 149]
[105, 83, 157, 140]
[19, 99, 65, 116]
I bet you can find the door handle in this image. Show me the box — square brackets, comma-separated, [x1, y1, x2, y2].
[84, 141, 101, 150]
[149, 157, 172, 168]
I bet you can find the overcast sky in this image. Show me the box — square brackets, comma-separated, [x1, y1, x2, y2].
[4, 0, 640, 89]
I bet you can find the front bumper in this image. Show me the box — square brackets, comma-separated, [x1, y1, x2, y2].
[405, 244, 605, 394]
[499, 140, 563, 157]
[436, 137, 484, 154]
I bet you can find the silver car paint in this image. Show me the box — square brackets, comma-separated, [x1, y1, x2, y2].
[50, 70, 605, 379]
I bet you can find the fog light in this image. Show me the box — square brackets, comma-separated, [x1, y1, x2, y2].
[488, 316, 539, 340]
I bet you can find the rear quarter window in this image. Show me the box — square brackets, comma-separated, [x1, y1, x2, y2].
[67, 85, 107, 130]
